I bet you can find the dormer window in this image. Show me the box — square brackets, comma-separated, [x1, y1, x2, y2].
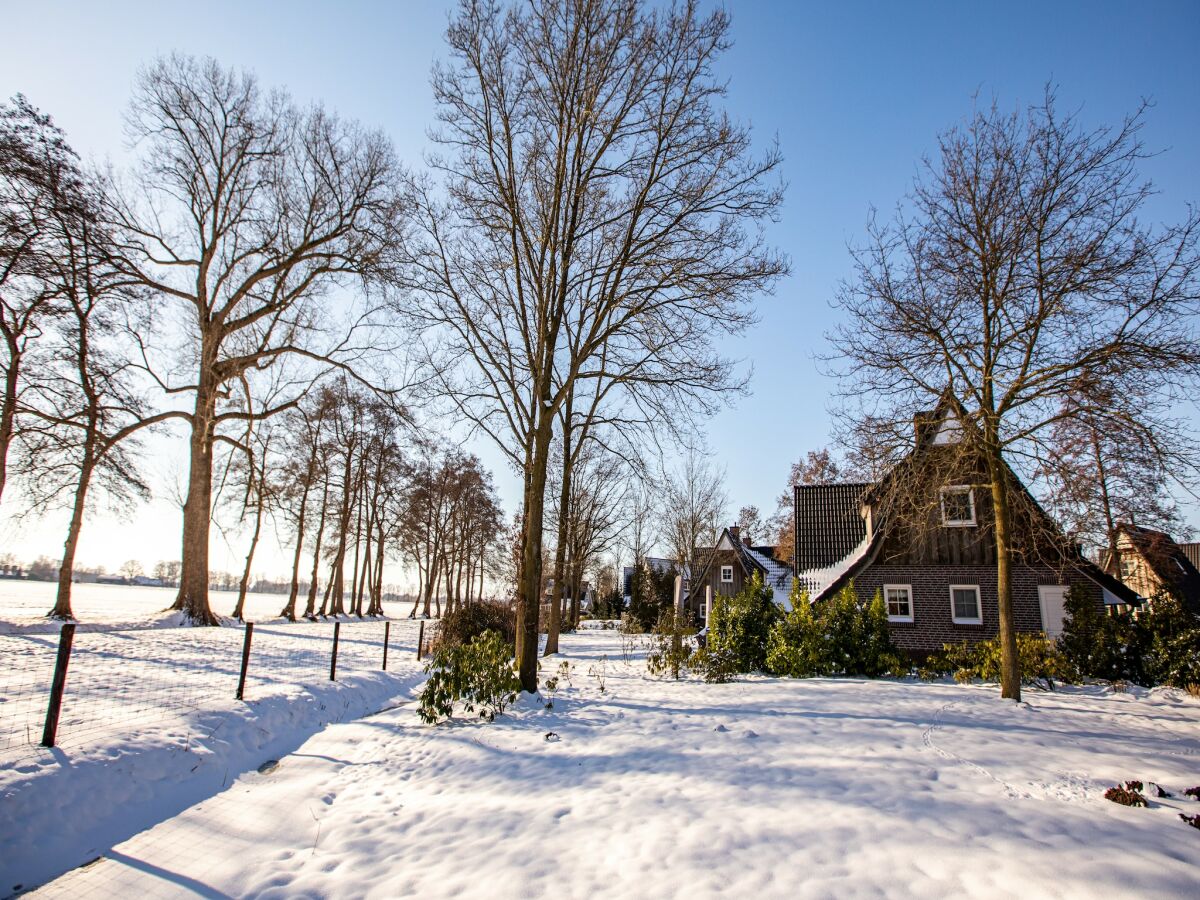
[720, 566, 734, 583]
[940, 486, 976, 527]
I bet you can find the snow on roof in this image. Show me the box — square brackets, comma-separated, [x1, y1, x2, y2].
[795, 532, 874, 601]
[740, 543, 796, 611]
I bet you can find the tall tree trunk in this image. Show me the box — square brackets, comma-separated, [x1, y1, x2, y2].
[985, 444, 1021, 701]
[328, 450, 354, 616]
[282, 475, 311, 621]
[303, 477, 329, 619]
[232, 488, 264, 621]
[1092, 429, 1119, 567]
[173, 383, 219, 625]
[545, 423, 572, 656]
[0, 348, 19, 508]
[50, 452, 97, 621]
[516, 414, 553, 691]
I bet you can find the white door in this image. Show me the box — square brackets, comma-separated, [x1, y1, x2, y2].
[1038, 585, 1067, 638]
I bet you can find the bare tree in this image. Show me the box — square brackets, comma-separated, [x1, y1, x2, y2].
[403, 0, 784, 690]
[735, 505, 764, 545]
[11, 101, 171, 620]
[1035, 374, 1191, 560]
[107, 55, 407, 624]
[0, 96, 80, 507]
[830, 90, 1200, 701]
[659, 446, 727, 589]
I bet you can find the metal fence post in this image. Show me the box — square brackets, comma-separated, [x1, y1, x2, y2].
[330, 621, 341, 681]
[236, 622, 254, 700]
[382, 620, 391, 671]
[41, 623, 76, 748]
[417, 619, 425, 661]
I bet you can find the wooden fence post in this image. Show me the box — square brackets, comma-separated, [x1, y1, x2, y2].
[382, 621, 391, 671]
[330, 621, 341, 681]
[41, 623, 76, 748]
[236, 622, 254, 700]
[416, 620, 425, 661]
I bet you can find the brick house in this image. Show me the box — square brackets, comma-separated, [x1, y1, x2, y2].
[793, 399, 1138, 655]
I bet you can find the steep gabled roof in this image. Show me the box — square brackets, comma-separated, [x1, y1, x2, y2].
[1112, 524, 1200, 614]
[689, 527, 796, 608]
[793, 482, 870, 570]
[793, 396, 1143, 608]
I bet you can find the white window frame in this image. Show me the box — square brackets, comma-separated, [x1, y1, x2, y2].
[720, 565, 734, 584]
[949, 584, 982, 624]
[940, 486, 976, 527]
[883, 583, 914, 623]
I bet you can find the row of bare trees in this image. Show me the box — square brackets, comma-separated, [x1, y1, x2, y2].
[3, 1, 786, 692]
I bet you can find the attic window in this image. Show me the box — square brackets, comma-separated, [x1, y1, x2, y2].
[940, 486, 976, 527]
[720, 566, 734, 584]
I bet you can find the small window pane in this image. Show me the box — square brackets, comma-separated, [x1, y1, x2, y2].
[943, 490, 971, 522]
[886, 587, 910, 618]
[720, 566, 733, 583]
[952, 588, 980, 621]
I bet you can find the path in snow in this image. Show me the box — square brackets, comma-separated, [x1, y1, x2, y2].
[26, 629, 1200, 899]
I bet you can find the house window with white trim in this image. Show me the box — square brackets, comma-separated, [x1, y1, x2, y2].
[940, 486, 976, 526]
[883, 584, 913, 622]
[720, 565, 734, 584]
[950, 585, 982, 624]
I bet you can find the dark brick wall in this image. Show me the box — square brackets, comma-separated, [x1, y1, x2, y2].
[846, 564, 1104, 652]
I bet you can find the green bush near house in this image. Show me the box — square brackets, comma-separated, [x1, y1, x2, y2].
[1056, 584, 1200, 689]
[921, 633, 1078, 690]
[766, 581, 907, 678]
[707, 571, 783, 673]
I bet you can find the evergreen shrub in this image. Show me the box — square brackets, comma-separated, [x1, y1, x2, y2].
[766, 581, 906, 678]
[922, 634, 1077, 690]
[433, 598, 516, 652]
[418, 630, 521, 724]
[708, 571, 782, 674]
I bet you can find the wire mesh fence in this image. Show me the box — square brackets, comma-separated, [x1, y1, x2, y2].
[0, 617, 423, 764]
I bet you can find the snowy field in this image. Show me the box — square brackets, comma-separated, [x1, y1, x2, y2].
[0, 580, 417, 634]
[15, 627, 1200, 899]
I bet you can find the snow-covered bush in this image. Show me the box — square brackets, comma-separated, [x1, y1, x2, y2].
[708, 571, 781, 674]
[418, 630, 521, 724]
[766, 582, 906, 678]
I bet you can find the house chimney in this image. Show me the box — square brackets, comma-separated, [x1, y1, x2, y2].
[729, 525, 740, 541]
[913, 411, 934, 445]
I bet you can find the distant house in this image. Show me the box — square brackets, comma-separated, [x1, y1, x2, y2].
[687, 526, 794, 625]
[792, 397, 1139, 656]
[1102, 524, 1200, 616]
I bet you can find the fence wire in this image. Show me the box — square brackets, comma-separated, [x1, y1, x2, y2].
[0, 617, 420, 765]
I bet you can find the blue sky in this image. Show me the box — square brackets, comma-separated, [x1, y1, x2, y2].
[2, 1, 1198, 578]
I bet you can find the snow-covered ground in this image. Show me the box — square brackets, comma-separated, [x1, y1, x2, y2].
[1, 611, 431, 896]
[18, 627, 1200, 899]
